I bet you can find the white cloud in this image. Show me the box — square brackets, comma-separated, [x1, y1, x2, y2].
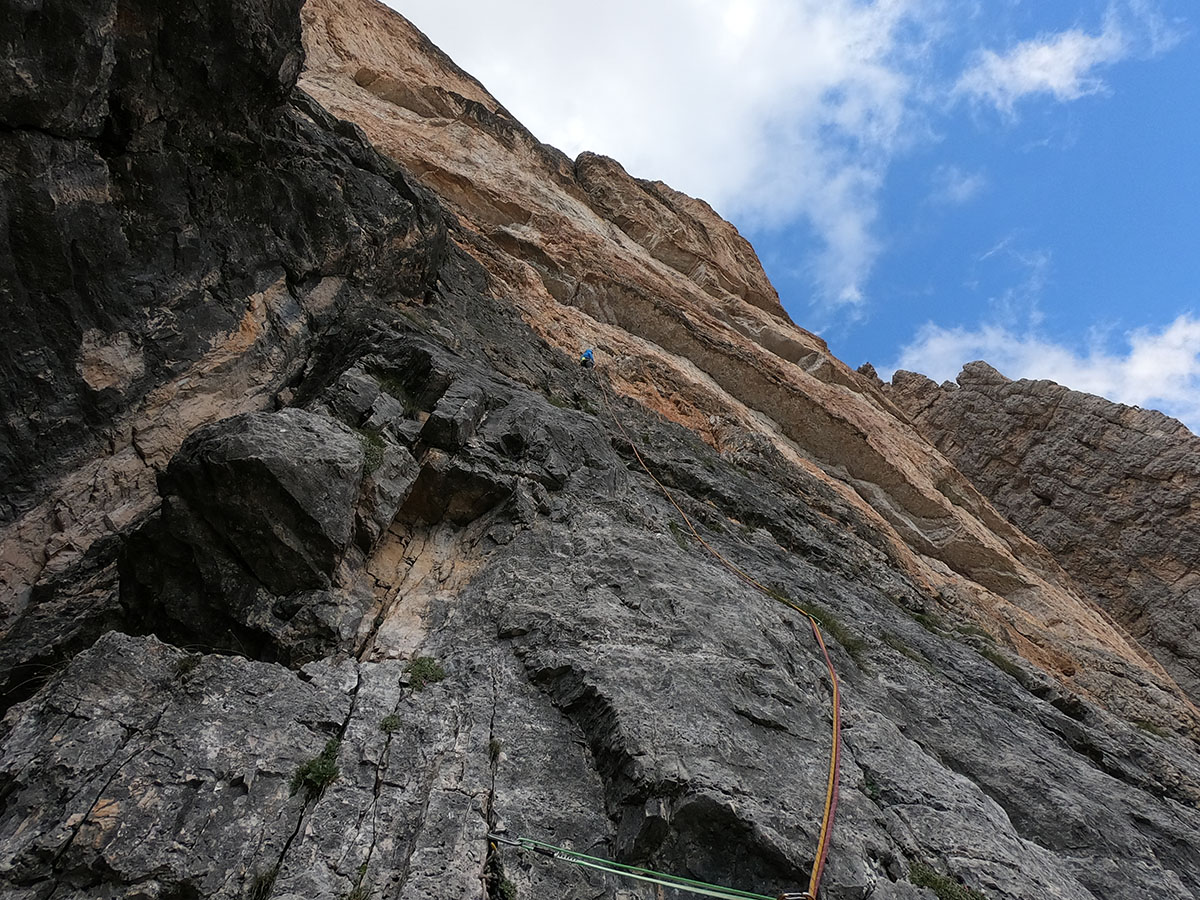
[956, 19, 1127, 112]
[930, 164, 987, 205]
[1127, 0, 1188, 54]
[390, 0, 940, 311]
[954, 2, 1183, 114]
[884, 313, 1200, 432]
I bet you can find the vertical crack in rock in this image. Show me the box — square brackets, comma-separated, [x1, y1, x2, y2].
[333, 666, 409, 891]
[47, 703, 170, 884]
[268, 666, 364, 899]
[479, 653, 503, 899]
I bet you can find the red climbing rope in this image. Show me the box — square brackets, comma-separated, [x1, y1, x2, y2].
[595, 372, 842, 900]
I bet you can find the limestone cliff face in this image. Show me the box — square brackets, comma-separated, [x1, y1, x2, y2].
[886, 362, 1200, 701]
[0, 0, 444, 685]
[2, 2, 1200, 900]
[297, 0, 1192, 724]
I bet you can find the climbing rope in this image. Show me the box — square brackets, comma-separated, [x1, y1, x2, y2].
[594, 371, 842, 899]
[488, 833, 780, 900]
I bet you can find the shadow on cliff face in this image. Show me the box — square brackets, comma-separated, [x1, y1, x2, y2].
[0, 0, 446, 524]
[119, 406, 372, 666]
[0, 0, 450, 707]
[115, 330, 618, 669]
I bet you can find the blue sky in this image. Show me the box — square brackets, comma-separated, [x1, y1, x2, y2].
[393, 0, 1198, 431]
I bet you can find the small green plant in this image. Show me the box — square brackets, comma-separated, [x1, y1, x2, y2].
[246, 865, 278, 900]
[489, 738, 502, 762]
[371, 370, 421, 416]
[354, 428, 387, 476]
[343, 862, 371, 900]
[290, 738, 341, 797]
[405, 656, 446, 691]
[498, 878, 518, 900]
[909, 860, 988, 900]
[380, 713, 402, 734]
[1132, 718, 1170, 739]
[882, 633, 932, 670]
[766, 584, 792, 605]
[862, 775, 881, 803]
[766, 585, 868, 668]
[806, 604, 868, 668]
[909, 610, 946, 633]
[953, 623, 995, 642]
[174, 653, 202, 680]
[980, 647, 1025, 682]
[667, 520, 690, 550]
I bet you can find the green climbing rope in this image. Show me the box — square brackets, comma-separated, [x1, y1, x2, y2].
[488, 833, 778, 900]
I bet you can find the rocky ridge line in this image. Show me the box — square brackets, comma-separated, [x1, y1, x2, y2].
[885, 362, 1200, 701]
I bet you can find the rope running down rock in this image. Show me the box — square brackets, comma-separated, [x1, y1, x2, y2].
[594, 371, 842, 899]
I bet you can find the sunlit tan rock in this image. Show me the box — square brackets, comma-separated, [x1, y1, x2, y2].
[299, 0, 1198, 729]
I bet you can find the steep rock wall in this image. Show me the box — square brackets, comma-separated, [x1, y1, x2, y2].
[1, 2, 1199, 900]
[297, 0, 1193, 722]
[886, 362, 1200, 701]
[0, 0, 444, 694]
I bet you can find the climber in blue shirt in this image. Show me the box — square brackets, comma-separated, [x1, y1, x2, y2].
[579, 348, 595, 369]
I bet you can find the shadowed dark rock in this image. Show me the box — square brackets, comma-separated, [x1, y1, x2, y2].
[0, 0, 445, 523]
[0, 0, 118, 136]
[116, 409, 372, 664]
[162, 408, 364, 593]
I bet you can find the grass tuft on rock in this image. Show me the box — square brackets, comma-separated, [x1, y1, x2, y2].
[174, 653, 202, 680]
[371, 370, 421, 416]
[380, 713, 402, 734]
[498, 878, 518, 900]
[954, 623, 995, 642]
[882, 632, 932, 670]
[808, 604, 868, 668]
[667, 520, 690, 550]
[980, 647, 1025, 682]
[909, 860, 989, 900]
[246, 865, 278, 900]
[1132, 718, 1171, 739]
[343, 861, 371, 900]
[290, 738, 341, 797]
[766, 585, 868, 669]
[405, 656, 446, 691]
[909, 609, 946, 633]
[354, 427, 387, 476]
